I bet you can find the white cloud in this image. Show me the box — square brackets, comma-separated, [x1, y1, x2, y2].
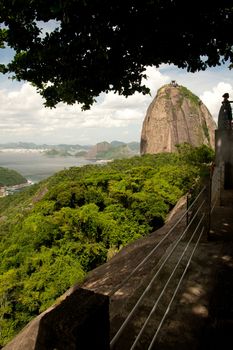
[200, 82, 233, 122]
[0, 64, 233, 144]
[142, 66, 170, 96]
[37, 20, 61, 38]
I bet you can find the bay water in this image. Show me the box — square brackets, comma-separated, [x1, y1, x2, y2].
[0, 151, 93, 183]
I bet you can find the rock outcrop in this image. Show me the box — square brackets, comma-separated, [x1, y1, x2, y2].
[86, 141, 111, 159]
[140, 84, 217, 154]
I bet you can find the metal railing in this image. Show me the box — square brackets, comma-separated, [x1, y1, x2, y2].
[110, 185, 209, 349]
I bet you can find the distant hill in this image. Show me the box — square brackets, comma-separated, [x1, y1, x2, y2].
[85, 141, 140, 159]
[110, 140, 126, 148]
[0, 142, 89, 152]
[0, 167, 27, 186]
[0, 142, 48, 150]
[0, 141, 140, 160]
[127, 141, 141, 151]
[43, 149, 72, 157]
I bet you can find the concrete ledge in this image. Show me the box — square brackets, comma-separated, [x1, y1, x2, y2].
[3, 287, 109, 350]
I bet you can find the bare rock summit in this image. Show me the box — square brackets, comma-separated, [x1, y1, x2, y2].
[140, 83, 216, 154]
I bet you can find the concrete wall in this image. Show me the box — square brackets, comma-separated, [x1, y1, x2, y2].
[215, 130, 233, 189]
[3, 287, 109, 350]
[211, 164, 222, 207]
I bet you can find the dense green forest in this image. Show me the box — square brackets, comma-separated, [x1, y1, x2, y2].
[0, 144, 214, 346]
[0, 167, 27, 186]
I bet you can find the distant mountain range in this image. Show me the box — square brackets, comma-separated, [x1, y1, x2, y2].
[0, 141, 89, 151]
[0, 141, 140, 160]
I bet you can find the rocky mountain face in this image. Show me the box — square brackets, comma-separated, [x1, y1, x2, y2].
[140, 84, 217, 154]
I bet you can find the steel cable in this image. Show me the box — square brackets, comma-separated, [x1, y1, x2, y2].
[110, 198, 206, 348]
[109, 186, 206, 297]
[130, 213, 205, 350]
[148, 225, 205, 350]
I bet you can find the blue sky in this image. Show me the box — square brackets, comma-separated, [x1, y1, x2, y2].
[0, 47, 233, 145]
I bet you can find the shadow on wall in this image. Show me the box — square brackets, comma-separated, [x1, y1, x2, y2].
[3, 288, 109, 350]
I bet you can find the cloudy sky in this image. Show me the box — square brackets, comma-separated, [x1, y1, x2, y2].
[1, 47, 233, 145]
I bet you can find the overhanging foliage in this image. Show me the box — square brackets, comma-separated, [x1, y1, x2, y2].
[0, 1, 233, 109]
